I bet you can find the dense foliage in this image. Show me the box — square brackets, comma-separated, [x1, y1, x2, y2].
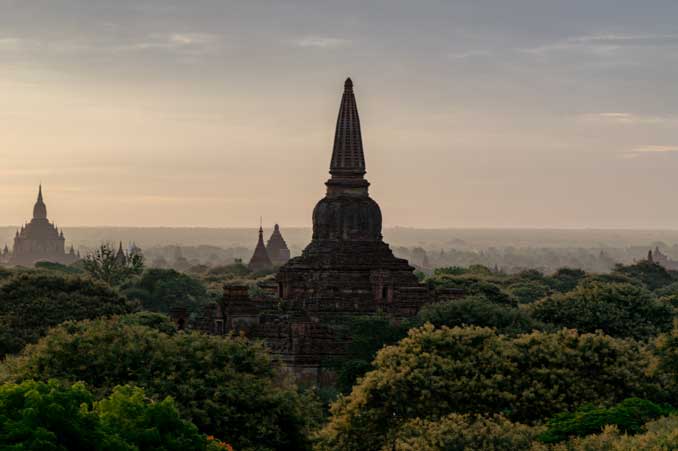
[416, 295, 543, 335]
[0, 272, 132, 358]
[530, 282, 674, 340]
[2, 317, 319, 451]
[316, 325, 660, 450]
[0, 380, 213, 451]
[83, 243, 144, 286]
[539, 398, 673, 444]
[122, 268, 211, 314]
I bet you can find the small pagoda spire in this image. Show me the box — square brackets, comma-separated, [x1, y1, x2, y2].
[248, 221, 273, 272]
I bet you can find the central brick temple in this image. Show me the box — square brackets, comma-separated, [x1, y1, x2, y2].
[183, 79, 433, 384]
[276, 78, 429, 317]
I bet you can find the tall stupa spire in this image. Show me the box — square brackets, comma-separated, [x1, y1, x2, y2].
[327, 78, 369, 194]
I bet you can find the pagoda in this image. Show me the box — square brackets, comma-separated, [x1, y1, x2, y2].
[248, 225, 273, 272]
[11, 185, 77, 266]
[276, 78, 428, 316]
[266, 224, 291, 266]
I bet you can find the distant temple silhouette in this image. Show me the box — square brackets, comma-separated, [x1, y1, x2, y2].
[8, 185, 78, 266]
[248, 224, 274, 272]
[266, 224, 290, 267]
[648, 246, 678, 270]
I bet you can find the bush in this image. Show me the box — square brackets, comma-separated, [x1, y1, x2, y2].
[3, 317, 319, 451]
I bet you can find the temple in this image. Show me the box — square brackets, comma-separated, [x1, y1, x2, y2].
[276, 78, 429, 317]
[248, 225, 273, 272]
[266, 224, 291, 266]
[9, 185, 78, 266]
[178, 79, 433, 384]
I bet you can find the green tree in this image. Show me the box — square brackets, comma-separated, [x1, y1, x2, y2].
[122, 268, 210, 314]
[415, 296, 543, 335]
[530, 282, 673, 340]
[83, 243, 144, 286]
[545, 268, 586, 293]
[538, 398, 673, 444]
[0, 272, 132, 358]
[316, 325, 660, 451]
[613, 261, 675, 291]
[0, 380, 209, 451]
[388, 414, 540, 451]
[3, 317, 319, 451]
[507, 282, 551, 304]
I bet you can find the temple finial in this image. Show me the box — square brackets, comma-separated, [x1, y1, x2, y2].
[344, 77, 353, 91]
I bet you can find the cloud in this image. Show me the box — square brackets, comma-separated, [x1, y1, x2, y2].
[121, 32, 221, 54]
[0, 37, 30, 52]
[447, 50, 490, 60]
[578, 112, 676, 125]
[293, 36, 351, 49]
[520, 32, 678, 56]
[621, 145, 678, 159]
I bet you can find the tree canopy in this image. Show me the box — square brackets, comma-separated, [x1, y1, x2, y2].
[3, 316, 319, 451]
[530, 282, 674, 340]
[0, 380, 218, 451]
[0, 271, 132, 358]
[317, 325, 660, 450]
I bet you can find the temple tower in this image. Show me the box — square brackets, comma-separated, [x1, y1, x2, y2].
[11, 185, 76, 266]
[248, 225, 273, 272]
[276, 79, 428, 316]
[266, 224, 291, 266]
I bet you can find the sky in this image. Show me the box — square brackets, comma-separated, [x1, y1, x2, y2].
[2, 0, 678, 228]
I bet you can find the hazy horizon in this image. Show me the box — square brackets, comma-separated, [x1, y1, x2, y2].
[3, 1, 678, 228]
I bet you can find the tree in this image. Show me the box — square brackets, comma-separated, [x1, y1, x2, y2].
[538, 398, 673, 444]
[415, 296, 544, 335]
[545, 268, 586, 293]
[430, 276, 517, 306]
[83, 243, 144, 286]
[388, 414, 539, 451]
[3, 317, 319, 451]
[122, 268, 210, 314]
[0, 271, 132, 358]
[613, 261, 675, 291]
[316, 325, 660, 450]
[0, 380, 212, 451]
[529, 282, 674, 340]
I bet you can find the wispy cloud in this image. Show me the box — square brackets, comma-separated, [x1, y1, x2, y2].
[293, 36, 351, 49]
[621, 145, 678, 159]
[578, 112, 677, 125]
[120, 33, 221, 54]
[521, 32, 678, 56]
[447, 50, 490, 60]
[0, 37, 29, 52]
